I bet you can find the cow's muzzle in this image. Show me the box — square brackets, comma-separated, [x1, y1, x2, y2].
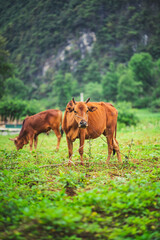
[79, 120, 88, 128]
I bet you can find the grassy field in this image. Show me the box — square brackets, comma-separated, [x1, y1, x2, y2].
[0, 109, 160, 240]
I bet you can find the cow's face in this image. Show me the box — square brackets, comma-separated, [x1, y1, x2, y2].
[67, 98, 97, 129]
[10, 137, 27, 150]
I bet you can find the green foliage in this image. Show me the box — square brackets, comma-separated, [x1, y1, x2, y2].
[0, 1, 160, 109]
[4, 77, 28, 99]
[117, 69, 142, 104]
[129, 53, 153, 93]
[149, 98, 160, 113]
[0, 99, 42, 122]
[84, 82, 102, 102]
[0, 34, 13, 99]
[75, 55, 91, 84]
[0, 109, 160, 239]
[52, 72, 78, 109]
[116, 102, 139, 126]
[102, 62, 118, 102]
[22, 100, 43, 117]
[151, 58, 160, 111]
[0, 99, 26, 121]
[1, 0, 160, 97]
[83, 60, 101, 83]
[1, 181, 159, 240]
[59, 170, 86, 189]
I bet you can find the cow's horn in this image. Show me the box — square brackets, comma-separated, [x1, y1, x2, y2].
[72, 98, 76, 104]
[85, 98, 90, 103]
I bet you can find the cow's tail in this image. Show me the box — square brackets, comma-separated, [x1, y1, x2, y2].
[59, 111, 64, 137]
[60, 127, 64, 136]
[115, 122, 117, 139]
[113, 122, 117, 156]
[113, 149, 116, 155]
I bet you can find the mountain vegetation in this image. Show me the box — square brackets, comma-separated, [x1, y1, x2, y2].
[0, 0, 160, 115]
[0, 2, 160, 238]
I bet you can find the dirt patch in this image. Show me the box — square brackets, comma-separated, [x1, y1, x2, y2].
[65, 186, 77, 196]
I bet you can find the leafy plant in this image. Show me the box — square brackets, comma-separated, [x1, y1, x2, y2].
[116, 101, 139, 126]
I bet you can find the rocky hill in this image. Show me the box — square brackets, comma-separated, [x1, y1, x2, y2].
[0, 0, 160, 101]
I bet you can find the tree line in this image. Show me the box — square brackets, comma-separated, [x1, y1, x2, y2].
[0, 0, 160, 95]
[36, 52, 160, 111]
[0, 33, 159, 125]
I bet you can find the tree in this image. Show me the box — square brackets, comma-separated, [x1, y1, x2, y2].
[22, 100, 42, 116]
[150, 58, 160, 111]
[152, 58, 160, 100]
[101, 62, 118, 102]
[129, 52, 153, 93]
[117, 69, 142, 104]
[0, 99, 26, 122]
[4, 77, 28, 99]
[83, 60, 101, 83]
[128, 52, 154, 107]
[0, 34, 13, 98]
[84, 82, 102, 102]
[0, 99, 42, 122]
[53, 72, 78, 109]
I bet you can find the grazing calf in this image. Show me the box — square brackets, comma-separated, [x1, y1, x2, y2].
[10, 109, 63, 151]
[62, 98, 122, 166]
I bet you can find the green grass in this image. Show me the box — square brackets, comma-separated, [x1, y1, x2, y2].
[0, 109, 160, 240]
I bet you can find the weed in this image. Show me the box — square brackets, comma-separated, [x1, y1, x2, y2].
[0, 109, 160, 239]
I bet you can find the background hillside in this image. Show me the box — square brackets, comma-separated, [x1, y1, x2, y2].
[0, 0, 160, 113]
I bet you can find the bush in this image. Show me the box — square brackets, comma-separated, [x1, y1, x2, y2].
[1, 180, 159, 240]
[115, 102, 139, 126]
[0, 99, 43, 122]
[149, 98, 160, 112]
[22, 99, 43, 117]
[0, 99, 26, 122]
[134, 96, 152, 108]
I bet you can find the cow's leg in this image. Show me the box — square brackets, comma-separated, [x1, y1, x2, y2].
[34, 135, 38, 149]
[53, 128, 62, 151]
[113, 137, 122, 163]
[106, 135, 114, 164]
[29, 134, 34, 151]
[79, 130, 85, 166]
[66, 137, 73, 166]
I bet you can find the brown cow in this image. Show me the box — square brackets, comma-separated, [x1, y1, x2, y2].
[62, 98, 122, 166]
[10, 109, 63, 151]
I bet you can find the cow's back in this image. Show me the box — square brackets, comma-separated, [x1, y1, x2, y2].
[44, 109, 62, 127]
[21, 109, 62, 134]
[86, 102, 118, 139]
[103, 102, 118, 127]
[86, 102, 106, 139]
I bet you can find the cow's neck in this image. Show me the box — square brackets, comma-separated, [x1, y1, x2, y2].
[66, 113, 80, 141]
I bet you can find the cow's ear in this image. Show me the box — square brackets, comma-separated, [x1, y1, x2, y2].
[9, 137, 17, 142]
[66, 100, 74, 112]
[9, 137, 18, 144]
[67, 107, 74, 112]
[88, 106, 97, 112]
[9, 138, 15, 141]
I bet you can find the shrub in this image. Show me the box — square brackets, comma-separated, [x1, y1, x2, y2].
[149, 98, 160, 112]
[0, 99, 42, 122]
[115, 102, 139, 126]
[22, 100, 43, 117]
